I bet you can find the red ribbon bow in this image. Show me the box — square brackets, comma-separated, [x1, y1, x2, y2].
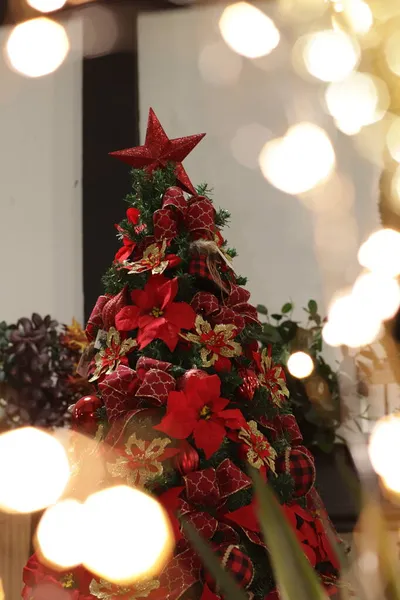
[85, 287, 128, 342]
[257, 414, 303, 445]
[153, 187, 216, 241]
[99, 357, 176, 423]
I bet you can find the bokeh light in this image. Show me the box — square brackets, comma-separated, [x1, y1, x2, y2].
[323, 293, 382, 348]
[287, 351, 314, 378]
[384, 30, 400, 77]
[198, 41, 242, 86]
[352, 272, 400, 321]
[334, 0, 373, 34]
[219, 2, 280, 59]
[278, 0, 327, 22]
[231, 123, 271, 169]
[0, 427, 70, 513]
[6, 18, 69, 78]
[387, 117, 400, 163]
[325, 72, 389, 135]
[83, 486, 172, 584]
[259, 123, 335, 195]
[300, 29, 360, 82]
[26, 0, 66, 12]
[358, 229, 400, 278]
[368, 415, 400, 489]
[37, 500, 85, 569]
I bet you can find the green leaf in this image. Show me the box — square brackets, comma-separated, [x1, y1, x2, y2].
[257, 304, 269, 316]
[182, 520, 247, 600]
[282, 302, 293, 314]
[271, 314, 283, 321]
[308, 300, 318, 314]
[260, 323, 282, 344]
[251, 469, 328, 600]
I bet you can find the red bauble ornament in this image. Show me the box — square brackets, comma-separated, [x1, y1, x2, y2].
[202, 544, 254, 592]
[71, 395, 103, 436]
[237, 368, 259, 401]
[275, 446, 316, 498]
[177, 368, 209, 391]
[173, 440, 199, 475]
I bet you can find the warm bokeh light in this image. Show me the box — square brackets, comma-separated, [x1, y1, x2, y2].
[325, 72, 389, 134]
[368, 415, 400, 487]
[324, 293, 382, 348]
[301, 29, 360, 82]
[335, 0, 373, 34]
[352, 272, 400, 321]
[231, 123, 271, 169]
[259, 123, 335, 195]
[198, 41, 242, 86]
[287, 351, 314, 379]
[37, 500, 84, 569]
[83, 486, 172, 584]
[26, 0, 66, 12]
[358, 229, 400, 278]
[0, 427, 70, 513]
[384, 31, 400, 77]
[278, 0, 327, 22]
[219, 2, 280, 59]
[6, 18, 69, 78]
[387, 118, 400, 163]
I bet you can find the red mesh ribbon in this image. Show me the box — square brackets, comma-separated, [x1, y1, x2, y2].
[153, 187, 216, 241]
[99, 358, 175, 423]
[85, 287, 128, 342]
[257, 414, 303, 445]
[191, 285, 260, 336]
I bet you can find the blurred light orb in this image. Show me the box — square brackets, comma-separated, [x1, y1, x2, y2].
[287, 351, 314, 379]
[83, 486, 172, 584]
[325, 72, 389, 134]
[26, 0, 66, 12]
[6, 18, 69, 78]
[0, 427, 70, 513]
[198, 41, 242, 86]
[325, 294, 381, 348]
[368, 415, 400, 482]
[387, 118, 400, 163]
[301, 29, 360, 82]
[231, 123, 271, 169]
[322, 321, 342, 347]
[352, 272, 400, 321]
[384, 31, 400, 77]
[278, 0, 327, 22]
[219, 2, 280, 59]
[340, 0, 373, 34]
[37, 500, 84, 569]
[358, 229, 400, 278]
[82, 5, 119, 58]
[259, 122, 335, 195]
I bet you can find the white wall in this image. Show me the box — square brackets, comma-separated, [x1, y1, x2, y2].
[0, 18, 83, 325]
[138, 3, 381, 322]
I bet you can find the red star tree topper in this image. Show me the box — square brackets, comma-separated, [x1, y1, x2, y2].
[109, 108, 205, 194]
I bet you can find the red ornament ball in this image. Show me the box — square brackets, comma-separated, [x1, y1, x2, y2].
[276, 446, 316, 498]
[237, 368, 259, 401]
[177, 369, 209, 391]
[202, 544, 254, 592]
[174, 441, 199, 475]
[70, 395, 103, 436]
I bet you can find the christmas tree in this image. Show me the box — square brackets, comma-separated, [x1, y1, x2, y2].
[22, 109, 340, 600]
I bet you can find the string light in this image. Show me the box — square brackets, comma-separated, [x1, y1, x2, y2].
[219, 2, 280, 59]
[352, 272, 400, 321]
[300, 29, 360, 82]
[287, 352, 314, 378]
[358, 229, 400, 278]
[323, 293, 382, 348]
[334, 0, 373, 35]
[368, 415, 400, 491]
[0, 427, 70, 513]
[6, 18, 69, 78]
[83, 486, 172, 584]
[26, 0, 66, 13]
[259, 122, 335, 195]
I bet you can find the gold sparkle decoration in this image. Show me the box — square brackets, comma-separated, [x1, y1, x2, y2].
[182, 315, 242, 368]
[90, 327, 137, 382]
[238, 420, 277, 473]
[107, 432, 172, 488]
[61, 573, 75, 589]
[125, 240, 170, 275]
[62, 318, 88, 353]
[90, 578, 160, 599]
[257, 347, 289, 407]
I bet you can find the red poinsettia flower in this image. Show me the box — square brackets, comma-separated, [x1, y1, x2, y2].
[122, 240, 181, 275]
[155, 373, 245, 458]
[114, 207, 140, 263]
[253, 346, 289, 407]
[22, 553, 95, 600]
[115, 275, 196, 351]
